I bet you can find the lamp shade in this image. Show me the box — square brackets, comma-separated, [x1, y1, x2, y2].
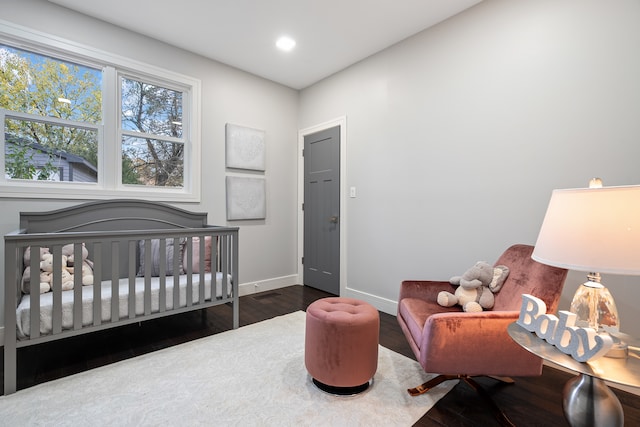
[532, 185, 640, 275]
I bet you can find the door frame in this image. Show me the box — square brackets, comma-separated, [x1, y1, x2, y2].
[297, 116, 347, 295]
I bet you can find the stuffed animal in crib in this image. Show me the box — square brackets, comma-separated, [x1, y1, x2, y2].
[21, 245, 94, 294]
[23, 246, 51, 266]
[20, 266, 51, 294]
[437, 261, 509, 312]
[21, 246, 52, 294]
[61, 243, 94, 286]
[62, 243, 88, 267]
[40, 253, 75, 291]
[66, 261, 94, 286]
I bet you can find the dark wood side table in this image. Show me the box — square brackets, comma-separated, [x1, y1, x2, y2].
[508, 322, 640, 427]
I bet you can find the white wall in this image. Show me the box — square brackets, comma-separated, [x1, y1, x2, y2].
[0, 0, 300, 333]
[299, 0, 640, 336]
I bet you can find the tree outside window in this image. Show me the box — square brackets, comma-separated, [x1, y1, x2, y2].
[1, 43, 189, 189]
[1, 45, 100, 182]
[121, 77, 184, 187]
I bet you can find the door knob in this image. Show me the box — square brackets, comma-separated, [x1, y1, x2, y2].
[329, 216, 339, 223]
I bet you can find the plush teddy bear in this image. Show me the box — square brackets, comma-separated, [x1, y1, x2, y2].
[62, 243, 88, 267]
[21, 245, 95, 294]
[20, 266, 51, 294]
[437, 261, 510, 312]
[23, 246, 50, 266]
[61, 243, 94, 286]
[40, 253, 75, 291]
[21, 246, 52, 294]
[66, 262, 94, 286]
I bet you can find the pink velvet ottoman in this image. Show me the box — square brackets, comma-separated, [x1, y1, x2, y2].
[305, 297, 380, 394]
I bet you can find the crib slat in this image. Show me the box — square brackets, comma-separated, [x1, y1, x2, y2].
[183, 236, 193, 304]
[111, 242, 119, 323]
[220, 235, 228, 299]
[213, 235, 220, 298]
[198, 236, 205, 303]
[173, 243, 180, 310]
[93, 243, 102, 326]
[215, 235, 222, 298]
[178, 237, 190, 307]
[165, 237, 180, 308]
[184, 236, 193, 305]
[51, 245, 63, 335]
[29, 246, 41, 339]
[159, 239, 167, 313]
[129, 240, 139, 319]
[144, 239, 154, 316]
[72, 243, 83, 330]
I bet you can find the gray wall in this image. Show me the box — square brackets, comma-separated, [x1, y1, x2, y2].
[299, 0, 640, 336]
[0, 0, 300, 334]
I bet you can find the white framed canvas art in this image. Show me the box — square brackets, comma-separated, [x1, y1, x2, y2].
[225, 123, 265, 171]
[226, 176, 266, 220]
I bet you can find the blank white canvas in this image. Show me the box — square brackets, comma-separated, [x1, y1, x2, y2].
[225, 123, 265, 171]
[226, 176, 266, 220]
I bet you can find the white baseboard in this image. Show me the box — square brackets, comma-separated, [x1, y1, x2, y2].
[344, 287, 398, 316]
[238, 274, 299, 297]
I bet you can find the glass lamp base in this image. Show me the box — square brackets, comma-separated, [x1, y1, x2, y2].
[570, 281, 620, 333]
[570, 279, 626, 359]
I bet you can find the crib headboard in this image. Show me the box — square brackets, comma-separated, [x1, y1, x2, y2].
[20, 199, 208, 232]
[16, 199, 220, 281]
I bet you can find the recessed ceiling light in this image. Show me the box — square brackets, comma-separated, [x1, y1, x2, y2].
[276, 36, 296, 52]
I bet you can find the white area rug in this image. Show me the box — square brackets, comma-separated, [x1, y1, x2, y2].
[0, 311, 454, 426]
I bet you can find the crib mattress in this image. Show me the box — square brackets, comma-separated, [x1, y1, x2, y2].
[17, 272, 230, 339]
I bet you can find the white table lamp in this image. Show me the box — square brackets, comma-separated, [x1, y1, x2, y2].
[532, 183, 640, 358]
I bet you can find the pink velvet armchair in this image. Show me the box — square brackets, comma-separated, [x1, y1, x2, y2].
[397, 244, 568, 424]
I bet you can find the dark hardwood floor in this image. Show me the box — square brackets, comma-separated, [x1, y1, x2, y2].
[3, 285, 639, 426]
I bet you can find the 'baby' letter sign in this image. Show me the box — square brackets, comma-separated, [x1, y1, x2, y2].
[516, 294, 613, 362]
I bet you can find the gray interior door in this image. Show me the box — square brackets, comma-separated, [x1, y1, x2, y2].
[303, 126, 340, 295]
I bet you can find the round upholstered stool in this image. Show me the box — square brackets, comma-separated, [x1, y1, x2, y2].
[305, 297, 380, 395]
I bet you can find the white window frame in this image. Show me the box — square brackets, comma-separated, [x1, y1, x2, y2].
[0, 20, 202, 202]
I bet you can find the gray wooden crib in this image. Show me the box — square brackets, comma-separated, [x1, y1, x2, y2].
[3, 199, 239, 395]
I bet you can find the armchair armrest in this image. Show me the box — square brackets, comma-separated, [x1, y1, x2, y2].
[420, 310, 542, 377]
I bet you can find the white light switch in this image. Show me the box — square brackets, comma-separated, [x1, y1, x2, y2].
[350, 187, 357, 198]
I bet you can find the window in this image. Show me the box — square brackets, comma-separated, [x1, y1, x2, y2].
[1, 46, 100, 183]
[0, 22, 201, 201]
[121, 77, 184, 187]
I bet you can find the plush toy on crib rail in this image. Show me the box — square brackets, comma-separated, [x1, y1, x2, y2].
[437, 261, 510, 312]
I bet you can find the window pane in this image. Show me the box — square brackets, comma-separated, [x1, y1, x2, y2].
[4, 117, 98, 182]
[121, 77, 183, 138]
[122, 136, 184, 187]
[0, 44, 102, 124]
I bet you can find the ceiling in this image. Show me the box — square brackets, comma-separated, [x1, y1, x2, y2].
[48, 0, 482, 90]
